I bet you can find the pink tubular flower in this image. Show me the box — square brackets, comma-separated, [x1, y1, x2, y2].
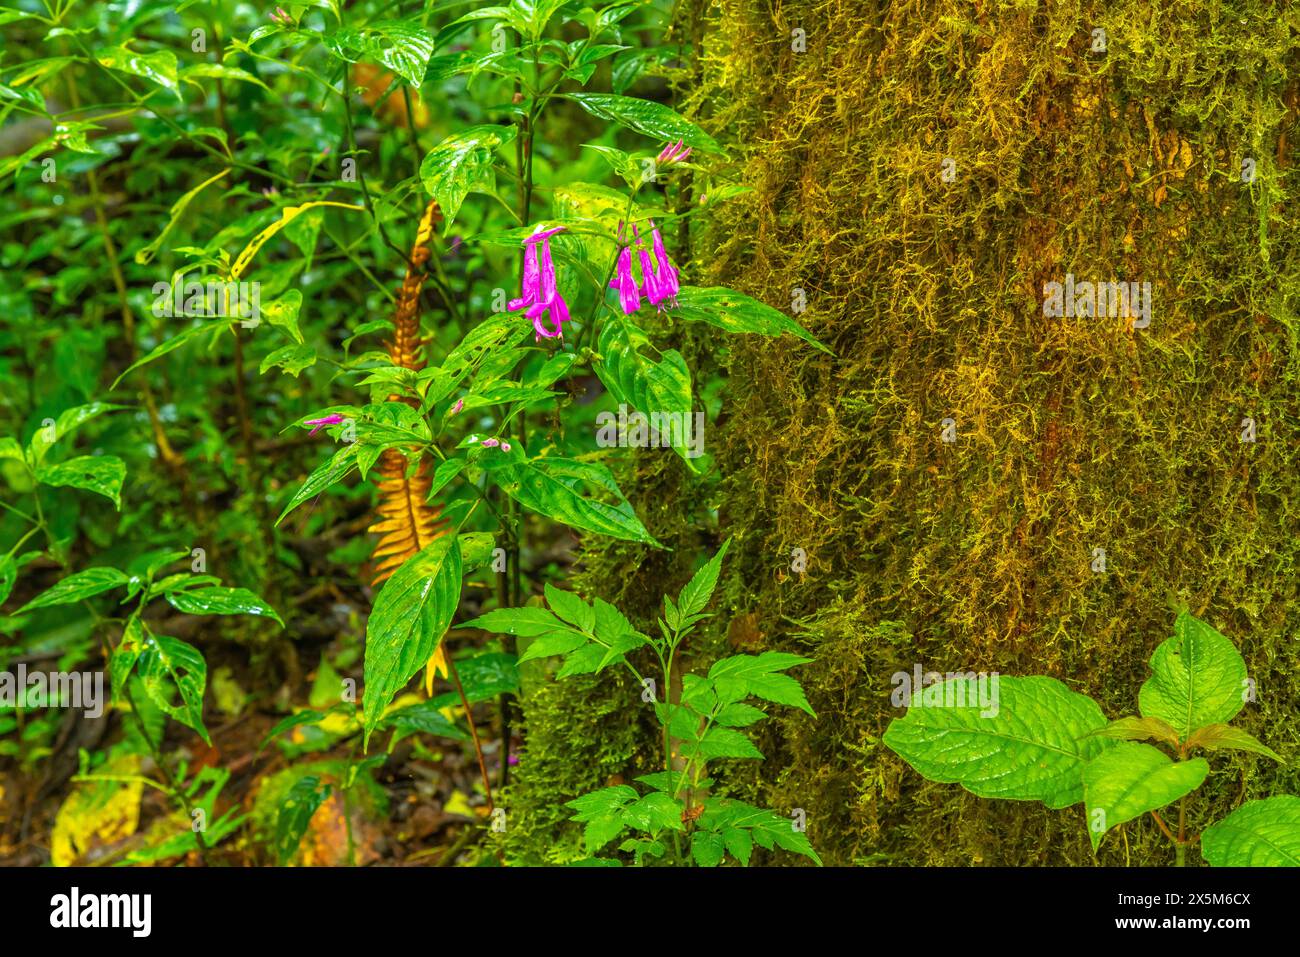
[509, 225, 570, 340]
[609, 245, 641, 315]
[305, 414, 345, 435]
[634, 225, 665, 307]
[271, 6, 290, 25]
[481, 437, 500, 448]
[450, 398, 464, 416]
[649, 222, 680, 307]
[656, 139, 691, 166]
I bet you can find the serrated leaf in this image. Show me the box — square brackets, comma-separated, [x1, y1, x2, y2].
[362, 537, 463, 743]
[1201, 796, 1300, 866]
[463, 605, 567, 637]
[691, 830, 726, 867]
[544, 582, 595, 633]
[883, 675, 1113, 808]
[1082, 742, 1209, 850]
[678, 538, 731, 618]
[707, 652, 814, 715]
[1086, 715, 1182, 748]
[1139, 612, 1249, 739]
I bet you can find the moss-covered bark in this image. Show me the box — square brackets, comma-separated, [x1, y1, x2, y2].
[507, 0, 1300, 865]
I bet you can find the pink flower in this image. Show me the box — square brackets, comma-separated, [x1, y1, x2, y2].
[649, 222, 680, 307]
[305, 414, 345, 435]
[481, 437, 500, 448]
[509, 225, 570, 341]
[450, 398, 464, 416]
[501, 442, 512, 452]
[609, 245, 640, 315]
[656, 139, 691, 166]
[271, 7, 290, 25]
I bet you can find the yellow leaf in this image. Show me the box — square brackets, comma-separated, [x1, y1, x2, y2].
[51, 754, 143, 866]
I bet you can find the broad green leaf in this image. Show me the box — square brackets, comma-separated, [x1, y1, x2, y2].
[324, 19, 436, 86]
[0, 436, 23, 462]
[363, 537, 463, 743]
[674, 286, 831, 354]
[137, 632, 210, 743]
[165, 586, 284, 626]
[275, 775, 331, 864]
[1201, 796, 1300, 866]
[695, 726, 764, 760]
[381, 700, 469, 741]
[882, 675, 1113, 808]
[517, 629, 589, 662]
[707, 652, 814, 715]
[260, 344, 316, 376]
[678, 538, 731, 618]
[569, 93, 722, 153]
[1184, 723, 1284, 762]
[263, 290, 304, 343]
[36, 455, 126, 509]
[95, 45, 180, 98]
[16, 567, 129, 613]
[108, 617, 145, 703]
[419, 125, 517, 232]
[180, 63, 270, 92]
[1082, 743, 1209, 850]
[28, 402, 125, 463]
[1139, 612, 1248, 739]
[594, 320, 700, 470]
[496, 456, 660, 545]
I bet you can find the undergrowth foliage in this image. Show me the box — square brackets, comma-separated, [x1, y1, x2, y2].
[1, 0, 823, 866]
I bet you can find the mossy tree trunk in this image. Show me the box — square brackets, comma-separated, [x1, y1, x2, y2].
[507, 0, 1300, 865]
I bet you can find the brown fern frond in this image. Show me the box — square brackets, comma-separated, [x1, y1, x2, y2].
[368, 199, 451, 678]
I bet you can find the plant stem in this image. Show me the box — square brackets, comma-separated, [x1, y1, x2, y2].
[446, 654, 494, 814]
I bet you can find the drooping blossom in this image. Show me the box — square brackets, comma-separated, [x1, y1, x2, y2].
[508, 225, 570, 340]
[450, 398, 464, 416]
[608, 220, 681, 315]
[609, 245, 640, 315]
[656, 139, 692, 166]
[305, 414, 345, 435]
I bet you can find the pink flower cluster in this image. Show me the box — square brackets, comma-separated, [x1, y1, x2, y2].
[609, 221, 680, 315]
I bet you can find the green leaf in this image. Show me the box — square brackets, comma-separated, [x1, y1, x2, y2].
[1139, 612, 1249, 739]
[324, 19, 436, 86]
[698, 798, 821, 865]
[462, 605, 568, 637]
[0, 436, 23, 462]
[674, 286, 831, 353]
[134, 169, 230, 265]
[882, 675, 1113, 808]
[95, 45, 180, 98]
[594, 320, 700, 470]
[276, 444, 359, 524]
[263, 290, 304, 343]
[518, 629, 589, 662]
[381, 700, 470, 741]
[678, 538, 731, 618]
[109, 617, 145, 703]
[691, 830, 726, 867]
[1082, 743, 1209, 850]
[1183, 723, 1284, 762]
[1086, 715, 1182, 748]
[111, 319, 233, 389]
[714, 702, 767, 727]
[419, 125, 517, 232]
[696, 726, 764, 760]
[496, 456, 660, 545]
[707, 652, 814, 715]
[544, 582, 595, 633]
[275, 775, 331, 864]
[165, 586, 284, 626]
[362, 537, 463, 743]
[28, 402, 125, 463]
[0, 554, 15, 607]
[16, 567, 129, 613]
[1201, 796, 1300, 866]
[260, 344, 317, 376]
[137, 632, 211, 744]
[180, 62, 271, 92]
[35, 455, 126, 509]
[569, 93, 722, 153]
